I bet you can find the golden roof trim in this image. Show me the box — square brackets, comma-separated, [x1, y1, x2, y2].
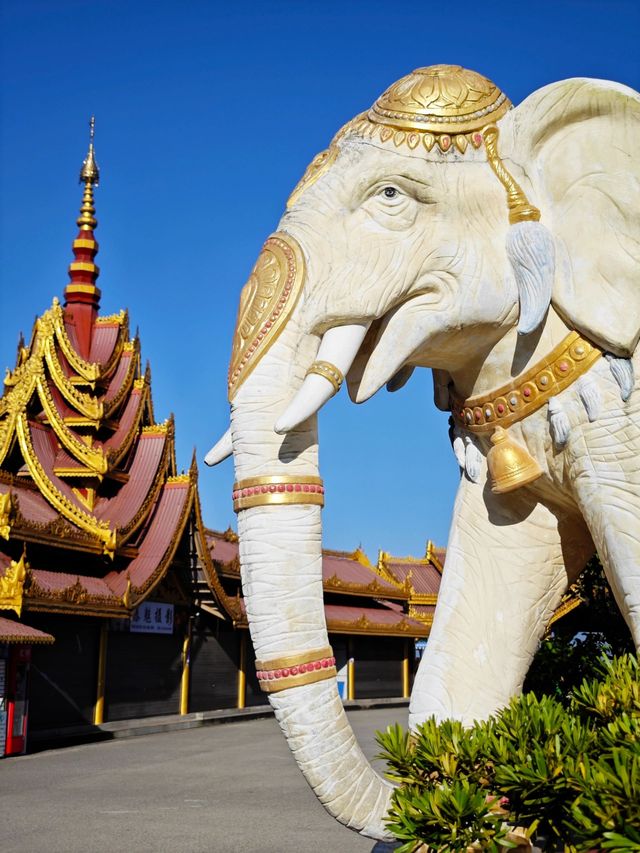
[15, 414, 115, 555]
[407, 605, 435, 627]
[0, 551, 28, 617]
[49, 301, 100, 382]
[323, 573, 408, 599]
[410, 593, 438, 606]
[326, 612, 429, 638]
[42, 334, 103, 420]
[36, 375, 108, 474]
[95, 309, 127, 326]
[0, 491, 14, 539]
[548, 594, 583, 628]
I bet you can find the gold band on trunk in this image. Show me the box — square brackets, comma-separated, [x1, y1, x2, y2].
[233, 475, 324, 512]
[256, 646, 336, 693]
[305, 360, 344, 394]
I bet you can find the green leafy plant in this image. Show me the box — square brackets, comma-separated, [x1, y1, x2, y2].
[377, 654, 640, 851]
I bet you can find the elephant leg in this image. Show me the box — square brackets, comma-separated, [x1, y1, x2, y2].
[410, 471, 593, 729]
[568, 361, 640, 647]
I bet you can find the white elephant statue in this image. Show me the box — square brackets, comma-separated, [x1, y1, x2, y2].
[206, 65, 640, 841]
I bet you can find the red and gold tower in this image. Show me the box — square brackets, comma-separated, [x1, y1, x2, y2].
[0, 121, 234, 735]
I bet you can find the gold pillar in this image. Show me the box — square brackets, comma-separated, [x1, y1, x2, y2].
[347, 638, 355, 701]
[179, 620, 191, 716]
[402, 639, 411, 699]
[237, 631, 247, 709]
[94, 621, 108, 725]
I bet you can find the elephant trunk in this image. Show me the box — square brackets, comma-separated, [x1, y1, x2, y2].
[230, 321, 393, 841]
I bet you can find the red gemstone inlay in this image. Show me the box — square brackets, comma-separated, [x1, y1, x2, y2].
[558, 361, 569, 372]
[277, 484, 285, 492]
[497, 403, 505, 414]
[294, 484, 301, 491]
[321, 659, 328, 668]
[269, 485, 276, 493]
[314, 661, 321, 670]
[290, 666, 299, 675]
[523, 387, 531, 398]
[286, 484, 293, 492]
[298, 663, 307, 673]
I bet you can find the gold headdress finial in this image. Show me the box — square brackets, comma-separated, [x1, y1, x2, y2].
[482, 125, 540, 225]
[77, 116, 100, 230]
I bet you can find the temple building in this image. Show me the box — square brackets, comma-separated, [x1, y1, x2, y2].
[0, 125, 233, 751]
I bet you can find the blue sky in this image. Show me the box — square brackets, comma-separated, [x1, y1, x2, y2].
[1, 0, 638, 559]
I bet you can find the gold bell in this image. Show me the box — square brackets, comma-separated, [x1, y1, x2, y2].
[487, 426, 543, 494]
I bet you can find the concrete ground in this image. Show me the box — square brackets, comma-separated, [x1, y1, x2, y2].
[1, 707, 405, 853]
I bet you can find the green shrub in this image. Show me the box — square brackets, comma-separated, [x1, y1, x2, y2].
[377, 654, 640, 851]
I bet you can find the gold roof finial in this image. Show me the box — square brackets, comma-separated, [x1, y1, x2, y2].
[77, 116, 100, 231]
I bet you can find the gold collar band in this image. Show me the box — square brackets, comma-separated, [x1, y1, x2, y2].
[454, 332, 602, 433]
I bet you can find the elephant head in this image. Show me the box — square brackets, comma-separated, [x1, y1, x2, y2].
[206, 65, 640, 840]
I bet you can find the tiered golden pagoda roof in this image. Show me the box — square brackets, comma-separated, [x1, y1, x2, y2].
[0, 123, 225, 622]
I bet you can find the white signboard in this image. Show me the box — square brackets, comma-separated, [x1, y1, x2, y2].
[130, 602, 174, 634]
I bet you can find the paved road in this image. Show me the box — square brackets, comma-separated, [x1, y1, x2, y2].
[1, 708, 405, 853]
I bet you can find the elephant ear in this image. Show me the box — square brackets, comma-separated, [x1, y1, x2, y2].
[509, 78, 640, 357]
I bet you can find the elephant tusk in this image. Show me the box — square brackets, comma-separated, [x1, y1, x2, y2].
[274, 323, 370, 434]
[204, 427, 233, 466]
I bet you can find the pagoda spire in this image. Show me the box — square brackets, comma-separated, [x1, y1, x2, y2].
[63, 117, 102, 359]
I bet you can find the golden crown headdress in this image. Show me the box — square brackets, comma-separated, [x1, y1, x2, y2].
[290, 65, 540, 225]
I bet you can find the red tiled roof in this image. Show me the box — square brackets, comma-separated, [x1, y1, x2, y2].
[384, 560, 441, 595]
[0, 617, 54, 644]
[47, 381, 76, 419]
[30, 568, 116, 598]
[63, 319, 82, 356]
[103, 351, 133, 403]
[103, 388, 143, 451]
[94, 432, 167, 527]
[53, 448, 86, 470]
[324, 603, 429, 635]
[322, 551, 400, 593]
[106, 479, 190, 597]
[89, 323, 121, 365]
[0, 480, 58, 525]
[29, 422, 86, 511]
[208, 532, 239, 565]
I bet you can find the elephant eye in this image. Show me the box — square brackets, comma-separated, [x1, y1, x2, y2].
[383, 186, 398, 199]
